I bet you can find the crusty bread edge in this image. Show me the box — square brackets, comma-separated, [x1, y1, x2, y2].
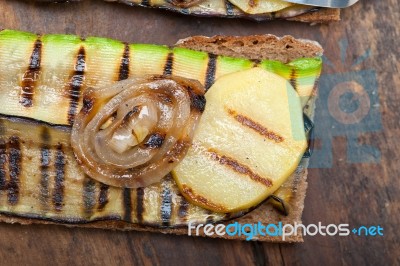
[0, 34, 322, 242]
[176, 34, 323, 63]
[290, 8, 340, 23]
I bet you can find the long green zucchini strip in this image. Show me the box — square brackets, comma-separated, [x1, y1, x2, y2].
[0, 29, 321, 126]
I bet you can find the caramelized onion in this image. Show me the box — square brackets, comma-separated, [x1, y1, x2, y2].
[71, 75, 206, 188]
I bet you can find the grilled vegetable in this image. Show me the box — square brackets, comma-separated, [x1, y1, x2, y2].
[0, 29, 322, 227]
[71, 75, 206, 188]
[172, 68, 307, 212]
[106, 0, 317, 21]
[0, 30, 321, 126]
[0, 115, 231, 226]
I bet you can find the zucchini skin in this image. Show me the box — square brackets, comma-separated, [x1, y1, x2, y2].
[0, 29, 322, 228]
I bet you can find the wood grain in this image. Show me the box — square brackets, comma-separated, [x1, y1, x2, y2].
[0, 0, 399, 265]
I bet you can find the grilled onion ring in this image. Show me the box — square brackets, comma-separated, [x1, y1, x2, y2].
[71, 75, 206, 188]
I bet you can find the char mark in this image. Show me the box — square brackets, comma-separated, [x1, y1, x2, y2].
[252, 59, 261, 67]
[123, 188, 132, 223]
[20, 39, 42, 108]
[83, 176, 96, 217]
[205, 53, 217, 91]
[81, 97, 94, 115]
[302, 114, 314, 158]
[178, 197, 189, 222]
[160, 180, 172, 227]
[289, 69, 298, 92]
[40, 128, 51, 205]
[143, 132, 165, 149]
[205, 209, 214, 224]
[163, 52, 174, 76]
[118, 43, 130, 81]
[53, 144, 65, 211]
[136, 187, 145, 223]
[8, 136, 21, 205]
[228, 109, 284, 143]
[141, 0, 150, 6]
[208, 149, 273, 187]
[187, 86, 206, 113]
[97, 183, 109, 211]
[225, 0, 235, 16]
[181, 184, 227, 213]
[67, 46, 86, 125]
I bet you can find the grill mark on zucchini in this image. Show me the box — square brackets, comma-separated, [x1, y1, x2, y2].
[118, 43, 130, 81]
[160, 178, 172, 226]
[97, 183, 109, 211]
[289, 69, 298, 92]
[303, 114, 314, 158]
[205, 53, 217, 91]
[163, 52, 174, 76]
[8, 136, 21, 205]
[141, 0, 150, 6]
[123, 188, 133, 222]
[252, 59, 261, 67]
[178, 197, 189, 222]
[53, 144, 65, 211]
[227, 108, 284, 143]
[208, 149, 273, 187]
[225, 0, 235, 16]
[136, 187, 145, 223]
[205, 209, 214, 224]
[0, 140, 6, 190]
[40, 128, 51, 206]
[187, 87, 206, 113]
[67, 46, 86, 125]
[20, 38, 42, 108]
[83, 176, 96, 217]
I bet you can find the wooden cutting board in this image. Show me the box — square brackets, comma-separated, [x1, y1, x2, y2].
[0, 0, 398, 265]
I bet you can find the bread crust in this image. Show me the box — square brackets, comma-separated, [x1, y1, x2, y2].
[176, 35, 323, 63]
[0, 34, 321, 242]
[289, 8, 340, 23]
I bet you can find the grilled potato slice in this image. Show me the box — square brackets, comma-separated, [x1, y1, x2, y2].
[172, 68, 307, 213]
[228, 0, 294, 14]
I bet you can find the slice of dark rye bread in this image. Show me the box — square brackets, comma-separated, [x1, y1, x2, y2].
[0, 35, 322, 242]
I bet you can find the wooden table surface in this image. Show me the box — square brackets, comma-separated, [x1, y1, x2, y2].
[0, 0, 398, 265]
